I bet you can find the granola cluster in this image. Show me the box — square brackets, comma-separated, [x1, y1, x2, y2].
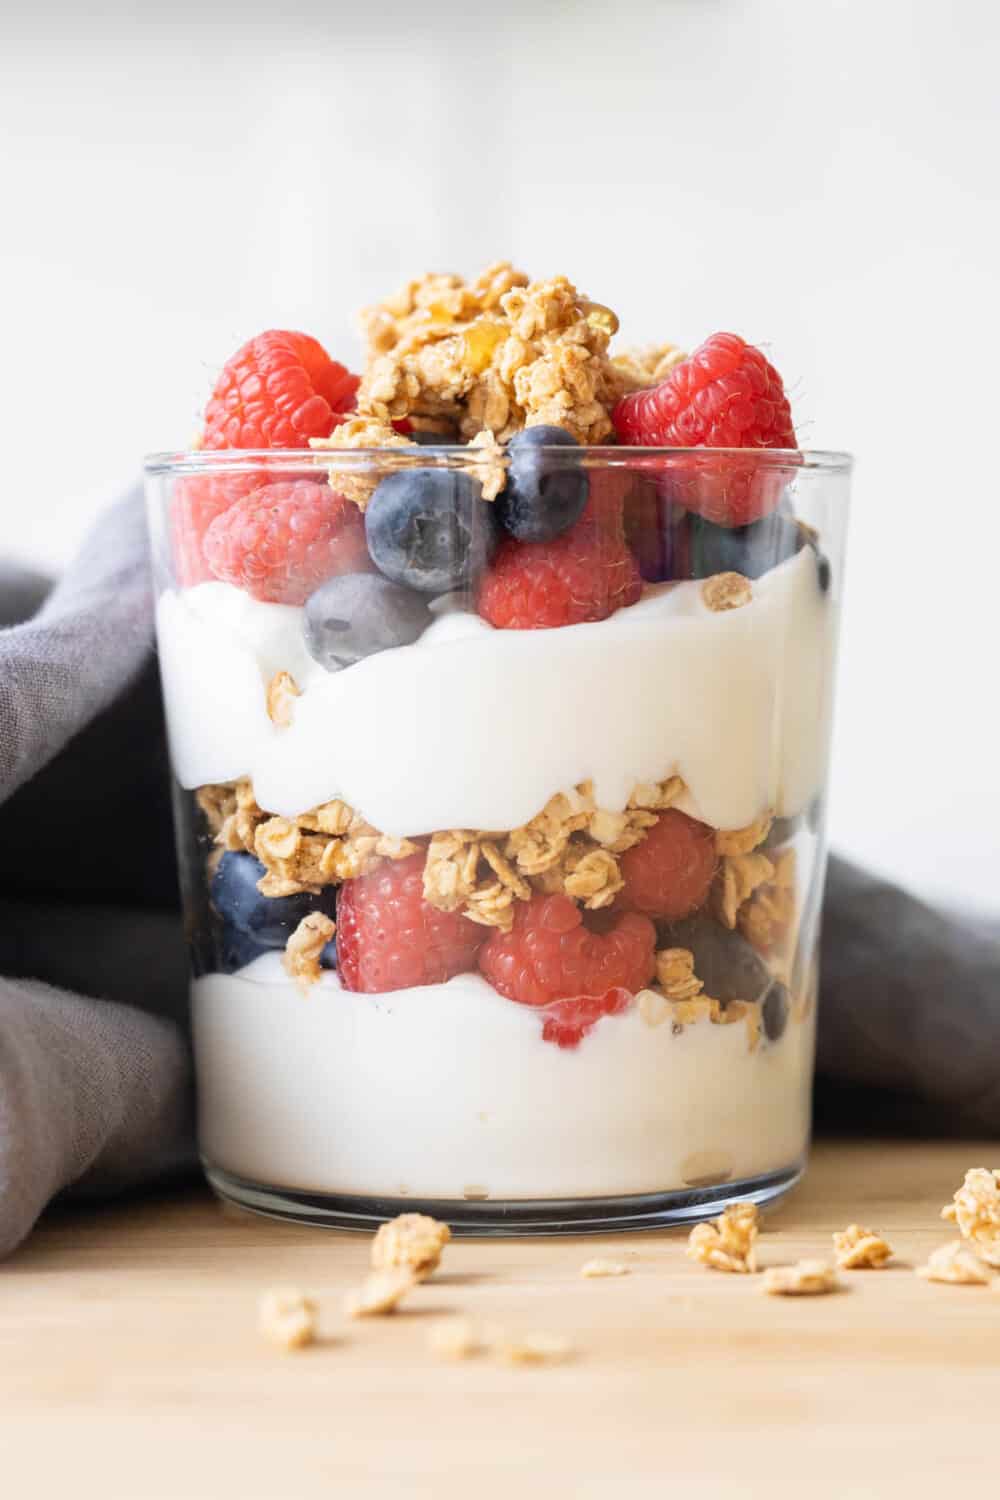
[198, 760, 798, 1029]
[941, 1168, 1000, 1268]
[197, 779, 417, 899]
[712, 842, 796, 953]
[686, 1201, 759, 1273]
[421, 777, 684, 931]
[313, 262, 648, 509]
[371, 1213, 451, 1280]
[762, 1259, 839, 1296]
[832, 1223, 894, 1269]
[356, 264, 634, 446]
[916, 1242, 990, 1286]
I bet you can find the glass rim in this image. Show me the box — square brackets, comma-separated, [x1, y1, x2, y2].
[144, 445, 853, 477]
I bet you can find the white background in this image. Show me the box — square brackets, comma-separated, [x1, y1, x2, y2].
[2, 0, 998, 910]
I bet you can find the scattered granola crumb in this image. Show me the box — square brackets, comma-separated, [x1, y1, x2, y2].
[282, 911, 336, 990]
[580, 1258, 630, 1279]
[686, 1202, 759, 1273]
[916, 1241, 992, 1285]
[344, 1267, 417, 1318]
[498, 1332, 574, 1366]
[266, 670, 300, 728]
[702, 572, 753, 612]
[833, 1224, 894, 1269]
[258, 1286, 317, 1350]
[426, 1317, 480, 1360]
[371, 1213, 451, 1280]
[940, 1168, 1000, 1267]
[762, 1260, 840, 1296]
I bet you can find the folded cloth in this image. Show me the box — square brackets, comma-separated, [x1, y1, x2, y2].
[0, 490, 194, 1258]
[0, 490, 997, 1257]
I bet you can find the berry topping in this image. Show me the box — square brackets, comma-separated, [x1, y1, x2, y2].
[476, 501, 642, 630]
[337, 851, 486, 993]
[617, 810, 717, 921]
[303, 572, 435, 671]
[612, 333, 797, 527]
[211, 851, 338, 951]
[496, 426, 589, 542]
[478, 893, 655, 1009]
[688, 511, 828, 589]
[203, 480, 371, 605]
[539, 988, 633, 1049]
[365, 470, 500, 593]
[657, 915, 773, 1004]
[201, 330, 359, 450]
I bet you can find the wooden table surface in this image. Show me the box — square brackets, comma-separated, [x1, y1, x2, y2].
[1, 1139, 998, 1499]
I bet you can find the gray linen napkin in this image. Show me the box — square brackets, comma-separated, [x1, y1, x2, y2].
[0, 490, 997, 1258]
[0, 491, 193, 1257]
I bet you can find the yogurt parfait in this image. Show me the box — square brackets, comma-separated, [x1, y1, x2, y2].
[145, 264, 850, 1231]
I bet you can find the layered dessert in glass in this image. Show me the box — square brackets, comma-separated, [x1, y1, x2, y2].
[145, 264, 850, 1231]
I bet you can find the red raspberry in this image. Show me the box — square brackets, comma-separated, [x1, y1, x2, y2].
[201, 330, 360, 450]
[171, 473, 262, 586]
[202, 480, 371, 605]
[539, 989, 632, 1049]
[476, 495, 642, 629]
[478, 893, 655, 1009]
[612, 333, 797, 526]
[337, 852, 487, 994]
[618, 809, 717, 921]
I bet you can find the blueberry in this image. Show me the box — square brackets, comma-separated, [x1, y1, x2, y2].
[762, 982, 791, 1042]
[624, 476, 687, 583]
[659, 915, 773, 1004]
[495, 426, 588, 542]
[304, 572, 434, 671]
[211, 851, 337, 947]
[218, 922, 272, 974]
[365, 469, 500, 593]
[689, 512, 831, 591]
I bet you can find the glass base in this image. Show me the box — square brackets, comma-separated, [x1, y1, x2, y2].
[204, 1158, 805, 1237]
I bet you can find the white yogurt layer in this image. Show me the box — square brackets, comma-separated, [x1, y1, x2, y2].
[193, 956, 814, 1200]
[156, 548, 835, 837]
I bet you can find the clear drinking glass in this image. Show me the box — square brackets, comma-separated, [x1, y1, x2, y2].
[144, 444, 850, 1233]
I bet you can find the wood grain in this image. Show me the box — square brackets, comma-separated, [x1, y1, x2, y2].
[1, 1139, 997, 1499]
